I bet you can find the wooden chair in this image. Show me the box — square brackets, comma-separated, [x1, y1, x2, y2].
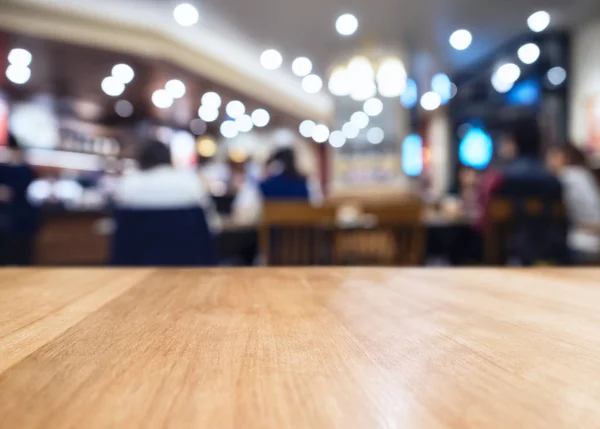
[260, 202, 337, 266]
[484, 199, 566, 265]
[335, 198, 425, 266]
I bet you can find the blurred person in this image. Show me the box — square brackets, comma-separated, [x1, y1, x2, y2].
[115, 140, 219, 232]
[0, 134, 39, 265]
[547, 144, 600, 262]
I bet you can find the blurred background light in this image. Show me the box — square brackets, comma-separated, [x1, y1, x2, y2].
[351, 111, 369, 129]
[401, 79, 418, 108]
[342, 122, 360, 139]
[459, 128, 493, 169]
[363, 98, 383, 116]
[197, 136, 217, 158]
[517, 43, 540, 64]
[8, 48, 32, 67]
[235, 114, 254, 132]
[431, 73, 452, 103]
[312, 124, 330, 143]
[496, 63, 521, 83]
[173, 3, 199, 26]
[420, 91, 441, 110]
[491, 72, 514, 93]
[226, 100, 245, 118]
[299, 120, 315, 138]
[114, 100, 133, 118]
[350, 80, 377, 101]
[111, 64, 134, 84]
[190, 118, 207, 135]
[302, 74, 323, 93]
[201, 91, 221, 108]
[251, 109, 270, 127]
[335, 14, 358, 36]
[102, 76, 125, 96]
[260, 49, 283, 70]
[328, 130, 346, 148]
[165, 79, 186, 99]
[220, 120, 239, 138]
[152, 89, 173, 108]
[402, 134, 423, 176]
[507, 80, 540, 105]
[527, 11, 550, 32]
[547, 66, 567, 86]
[198, 105, 219, 122]
[449, 29, 472, 50]
[6, 65, 31, 85]
[367, 127, 384, 144]
[328, 67, 351, 96]
[292, 57, 312, 77]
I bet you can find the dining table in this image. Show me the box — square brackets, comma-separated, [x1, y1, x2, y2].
[1, 268, 600, 428]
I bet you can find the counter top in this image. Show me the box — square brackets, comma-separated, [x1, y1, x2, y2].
[1, 268, 600, 428]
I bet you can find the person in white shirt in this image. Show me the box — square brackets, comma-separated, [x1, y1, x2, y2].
[547, 144, 600, 261]
[115, 140, 220, 232]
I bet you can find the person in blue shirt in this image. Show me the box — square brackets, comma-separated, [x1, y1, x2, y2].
[259, 148, 310, 200]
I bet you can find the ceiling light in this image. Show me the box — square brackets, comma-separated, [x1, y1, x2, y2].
[226, 100, 245, 118]
[328, 131, 346, 148]
[201, 91, 221, 108]
[190, 118, 207, 135]
[197, 137, 216, 158]
[292, 57, 312, 77]
[114, 100, 133, 118]
[102, 76, 125, 97]
[328, 68, 351, 96]
[312, 124, 330, 143]
[165, 79, 186, 99]
[420, 91, 441, 110]
[173, 3, 199, 27]
[431, 73, 452, 103]
[517, 43, 540, 64]
[367, 127, 385, 144]
[491, 73, 514, 93]
[260, 49, 283, 70]
[342, 122, 360, 139]
[351, 111, 369, 129]
[376, 58, 407, 97]
[8, 48, 32, 67]
[235, 114, 254, 132]
[335, 14, 358, 36]
[111, 64, 134, 84]
[251, 109, 270, 127]
[449, 29, 472, 50]
[527, 11, 550, 33]
[302, 74, 323, 93]
[363, 98, 383, 116]
[152, 89, 173, 108]
[299, 120, 316, 138]
[220, 120, 239, 138]
[547, 67, 566, 86]
[348, 56, 374, 80]
[350, 80, 377, 101]
[6, 65, 31, 85]
[378, 80, 406, 98]
[198, 105, 219, 122]
[496, 63, 521, 84]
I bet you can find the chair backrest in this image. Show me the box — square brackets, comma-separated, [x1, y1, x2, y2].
[260, 202, 337, 265]
[339, 198, 425, 265]
[484, 198, 566, 265]
[111, 207, 218, 266]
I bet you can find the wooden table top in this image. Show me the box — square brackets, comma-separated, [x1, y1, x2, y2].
[1, 268, 600, 428]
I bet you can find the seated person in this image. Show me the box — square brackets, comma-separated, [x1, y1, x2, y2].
[547, 144, 600, 262]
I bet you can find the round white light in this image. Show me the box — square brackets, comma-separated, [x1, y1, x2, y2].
[449, 29, 472, 50]
[251, 108, 270, 127]
[115, 100, 133, 118]
[198, 105, 219, 122]
[328, 68, 352, 96]
[302, 74, 323, 93]
[173, 3, 199, 27]
[6, 65, 31, 85]
[312, 124, 330, 143]
[431, 73, 452, 102]
[101, 76, 125, 97]
[348, 56, 374, 80]
[292, 57, 312, 77]
[335, 14, 358, 36]
[226, 100, 245, 118]
[220, 120, 239, 138]
[491, 73, 514, 93]
[201, 91, 221, 108]
[351, 111, 369, 129]
[363, 98, 383, 116]
[547, 66, 566, 86]
[376, 58, 406, 96]
[299, 120, 316, 138]
[190, 118, 207, 135]
[328, 130, 346, 148]
[367, 127, 385, 144]
[260, 49, 283, 70]
[378, 80, 406, 98]
[165, 79, 186, 99]
[152, 89, 174, 108]
[235, 114, 254, 133]
[496, 63, 521, 84]
[111, 64, 134, 84]
[420, 91, 442, 111]
[342, 122, 360, 139]
[517, 43, 540, 65]
[527, 11, 550, 33]
[350, 80, 377, 101]
[8, 48, 32, 67]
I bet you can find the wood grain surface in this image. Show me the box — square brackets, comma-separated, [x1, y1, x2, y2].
[1, 268, 600, 428]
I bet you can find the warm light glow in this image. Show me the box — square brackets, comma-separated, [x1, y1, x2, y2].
[220, 120, 239, 138]
[420, 91, 441, 110]
[351, 111, 369, 129]
[198, 105, 219, 122]
[226, 100, 245, 118]
[449, 29, 472, 50]
[229, 147, 248, 163]
[6, 65, 31, 85]
[152, 89, 173, 108]
[235, 114, 254, 132]
[292, 57, 312, 77]
[8, 48, 32, 67]
[201, 91, 221, 108]
[328, 130, 346, 148]
[342, 122, 360, 139]
[517, 43, 540, 64]
[173, 3, 199, 26]
[335, 14, 358, 36]
[197, 137, 216, 157]
[165, 79, 186, 99]
[111, 64, 134, 84]
[302, 74, 323, 93]
[527, 11, 550, 32]
[367, 127, 384, 144]
[114, 100, 133, 118]
[251, 109, 270, 127]
[260, 49, 283, 70]
[328, 67, 352, 96]
[312, 124, 330, 143]
[299, 120, 316, 138]
[102, 76, 125, 97]
[363, 98, 383, 116]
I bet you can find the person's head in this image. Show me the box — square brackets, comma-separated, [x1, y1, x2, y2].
[546, 143, 587, 174]
[137, 140, 172, 171]
[509, 118, 541, 157]
[269, 148, 302, 178]
[498, 134, 518, 162]
[458, 167, 478, 188]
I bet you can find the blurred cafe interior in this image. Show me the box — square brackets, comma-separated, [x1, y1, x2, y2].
[1, 0, 600, 267]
